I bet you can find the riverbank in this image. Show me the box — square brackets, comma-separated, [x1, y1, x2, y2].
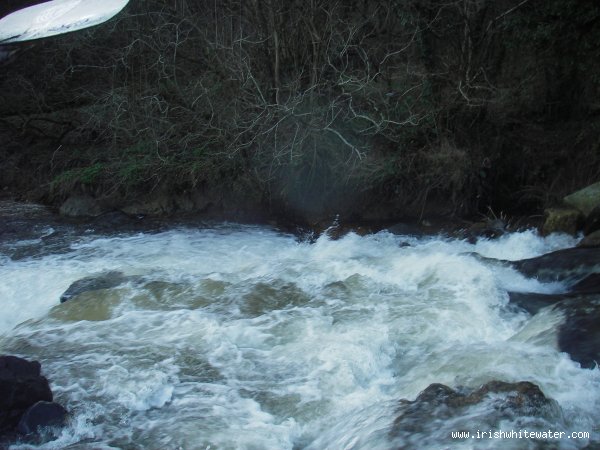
[0, 188, 541, 249]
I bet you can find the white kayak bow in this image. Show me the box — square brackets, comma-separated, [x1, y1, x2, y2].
[0, 0, 129, 44]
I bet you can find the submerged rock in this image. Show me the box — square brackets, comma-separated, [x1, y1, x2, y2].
[0, 356, 53, 436]
[390, 381, 561, 446]
[60, 271, 130, 303]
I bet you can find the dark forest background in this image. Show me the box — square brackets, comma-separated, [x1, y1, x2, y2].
[1, 0, 600, 222]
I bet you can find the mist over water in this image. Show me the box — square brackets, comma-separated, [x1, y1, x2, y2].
[0, 218, 598, 449]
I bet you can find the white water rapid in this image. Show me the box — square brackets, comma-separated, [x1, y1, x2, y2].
[0, 217, 598, 449]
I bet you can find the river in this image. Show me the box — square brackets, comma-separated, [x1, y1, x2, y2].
[0, 202, 598, 449]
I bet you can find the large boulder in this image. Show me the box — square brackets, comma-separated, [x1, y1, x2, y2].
[541, 207, 583, 236]
[59, 195, 105, 218]
[0, 356, 53, 436]
[390, 381, 561, 447]
[564, 181, 600, 217]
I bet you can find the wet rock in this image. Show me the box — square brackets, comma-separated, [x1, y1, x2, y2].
[507, 273, 600, 314]
[507, 291, 565, 315]
[17, 401, 68, 435]
[578, 230, 600, 248]
[387, 223, 423, 237]
[322, 223, 373, 240]
[512, 247, 600, 282]
[60, 271, 129, 303]
[59, 195, 105, 218]
[467, 219, 507, 240]
[391, 381, 560, 443]
[542, 207, 583, 236]
[571, 273, 600, 294]
[508, 283, 600, 368]
[506, 242, 600, 369]
[584, 205, 600, 235]
[564, 181, 600, 217]
[0, 356, 53, 436]
[554, 295, 600, 369]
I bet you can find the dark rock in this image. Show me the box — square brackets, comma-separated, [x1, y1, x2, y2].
[461, 219, 507, 243]
[584, 205, 600, 235]
[59, 195, 105, 218]
[60, 271, 128, 303]
[322, 223, 373, 240]
[554, 295, 600, 369]
[0, 355, 41, 380]
[512, 247, 600, 282]
[508, 288, 600, 368]
[121, 193, 175, 216]
[505, 241, 600, 368]
[92, 211, 136, 229]
[387, 223, 423, 237]
[542, 207, 583, 236]
[189, 189, 221, 212]
[579, 230, 600, 248]
[0, 356, 53, 436]
[479, 218, 506, 236]
[173, 194, 195, 213]
[507, 272, 600, 314]
[508, 291, 566, 315]
[571, 273, 600, 294]
[17, 401, 68, 435]
[391, 381, 560, 443]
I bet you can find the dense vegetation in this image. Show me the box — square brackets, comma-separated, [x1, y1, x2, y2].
[1, 0, 600, 222]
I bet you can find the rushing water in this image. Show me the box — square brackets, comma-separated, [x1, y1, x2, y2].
[1, 203, 599, 449]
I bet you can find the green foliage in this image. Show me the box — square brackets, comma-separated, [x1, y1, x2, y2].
[51, 163, 106, 191]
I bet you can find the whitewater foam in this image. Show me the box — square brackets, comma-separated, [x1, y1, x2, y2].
[0, 226, 596, 449]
